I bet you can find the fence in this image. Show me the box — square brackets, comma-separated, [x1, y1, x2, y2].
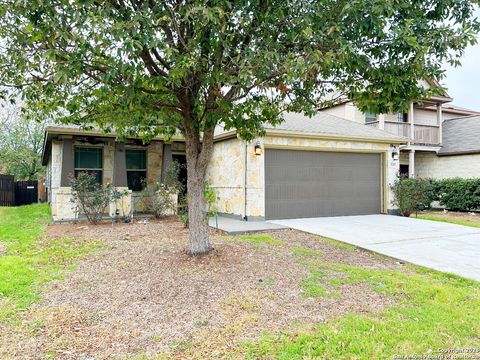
[0, 175, 39, 206]
[0, 175, 15, 206]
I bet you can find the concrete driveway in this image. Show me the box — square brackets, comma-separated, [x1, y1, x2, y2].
[269, 215, 480, 282]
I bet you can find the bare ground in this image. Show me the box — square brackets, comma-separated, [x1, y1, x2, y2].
[1, 217, 404, 359]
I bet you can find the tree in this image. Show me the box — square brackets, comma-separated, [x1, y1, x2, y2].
[0, 1, 478, 254]
[0, 101, 46, 180]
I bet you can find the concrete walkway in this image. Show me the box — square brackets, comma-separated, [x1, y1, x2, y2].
[269, 215, 480, 282]
[209, 216, 287, 234]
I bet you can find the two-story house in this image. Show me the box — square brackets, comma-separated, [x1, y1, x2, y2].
[320, 80, 480, 178]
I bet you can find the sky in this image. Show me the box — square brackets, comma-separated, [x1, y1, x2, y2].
[444, 42, 480, 110]
[443, 8, 480, 110]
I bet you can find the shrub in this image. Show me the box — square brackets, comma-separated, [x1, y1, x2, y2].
[139, 161, 184, 218]
[391, 176, 433, 217]
[433, 178, 480, 211]
[70, 172, 114, 224]
[177, 181, 218, 228]
[141, 183, 178, 218]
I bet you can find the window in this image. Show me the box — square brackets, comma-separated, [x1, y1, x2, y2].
[74, 147, 103, 184]
[126, 149, 147, 191]
[365, 112, 377, 123]
[397, 112, 408, 122]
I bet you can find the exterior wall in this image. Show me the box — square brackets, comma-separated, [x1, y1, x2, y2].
[209, 135, 400, 220]
[146, 141, 163, 186]
[206, 137, 246, 218]
[49, 138, 163, 221]
[321, 102, 461, 126]
[415, 152, 480, 179]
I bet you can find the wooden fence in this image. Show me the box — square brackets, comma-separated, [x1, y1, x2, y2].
[0, 175, 39, 206]
[0, 175, 15, 206]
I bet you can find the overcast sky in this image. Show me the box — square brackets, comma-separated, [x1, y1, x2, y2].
[443, 8, 480, 110]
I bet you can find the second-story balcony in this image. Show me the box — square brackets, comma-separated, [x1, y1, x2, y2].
[366, 121, 441, 146]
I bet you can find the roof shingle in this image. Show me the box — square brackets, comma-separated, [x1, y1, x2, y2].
[439, 115, 480, 155]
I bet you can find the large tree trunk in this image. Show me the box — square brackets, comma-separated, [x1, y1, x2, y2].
[183, 126, 215, 255]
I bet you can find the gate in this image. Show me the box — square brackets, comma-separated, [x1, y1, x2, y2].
[15, 180, 38, 206]
[0, 175, 15, 206]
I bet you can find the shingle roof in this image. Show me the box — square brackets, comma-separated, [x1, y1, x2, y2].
[266, 112, 406, 141]
[439, 115, 480, 155]
[48, 112, 407, 144]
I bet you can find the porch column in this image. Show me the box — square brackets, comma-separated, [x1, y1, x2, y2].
[378, 113, 385, 130]
[113, 142, 128, 187]
[437, 103, 443, 145]
[408, 102, 415, 144]
[161, 143, 173, 182]
[408, 149, 415, 178]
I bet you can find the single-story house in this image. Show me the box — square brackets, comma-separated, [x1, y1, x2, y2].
[42, 112, 406, 222]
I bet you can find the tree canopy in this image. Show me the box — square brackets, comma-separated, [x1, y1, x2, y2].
[0, 101, 46, 180]
[0, 0, 478, 253]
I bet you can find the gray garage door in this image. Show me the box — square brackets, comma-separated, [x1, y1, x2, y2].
[265, 149, 382, 220]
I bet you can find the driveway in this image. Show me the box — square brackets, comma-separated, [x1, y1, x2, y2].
[269, 215, 480, 282]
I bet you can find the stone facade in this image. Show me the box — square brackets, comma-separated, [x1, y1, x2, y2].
[207, 134, 400, 220]
[46, 139, 163, 221]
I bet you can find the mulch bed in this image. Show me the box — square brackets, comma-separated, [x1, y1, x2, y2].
[2, 217, 402, 359]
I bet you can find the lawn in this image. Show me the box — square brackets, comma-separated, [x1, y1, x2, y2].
[417, 210, 480, 228]
[0, 206, 479, 359]
[0, 204, 98, 318]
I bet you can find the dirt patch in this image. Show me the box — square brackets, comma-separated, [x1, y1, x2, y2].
[0, 242, 6, 256]
[2, 218, 401, 359]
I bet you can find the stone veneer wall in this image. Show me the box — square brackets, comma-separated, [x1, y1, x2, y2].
[208, 135, 400, 220]
[48, 139, 163, 221]
[415, 152, 480, 179]
[206, 137, 246, 218]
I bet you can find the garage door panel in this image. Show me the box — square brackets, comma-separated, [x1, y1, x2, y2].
[265, 149, 382, 220]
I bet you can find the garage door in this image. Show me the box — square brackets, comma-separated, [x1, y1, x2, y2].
[265, 149, 382, 220]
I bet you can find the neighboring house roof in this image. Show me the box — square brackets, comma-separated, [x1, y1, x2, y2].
[438, 115, 480, 156]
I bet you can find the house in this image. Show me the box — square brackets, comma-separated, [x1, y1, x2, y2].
[414, 115, 480, 179]
[42, 113, 406, 222]
[319, 80, 480, 178]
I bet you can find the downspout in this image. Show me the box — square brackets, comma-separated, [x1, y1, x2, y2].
[244, 141, 248, 221]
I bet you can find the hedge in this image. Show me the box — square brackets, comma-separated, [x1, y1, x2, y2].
[391, 177, 480, 216]
[432, 178, 480, 211]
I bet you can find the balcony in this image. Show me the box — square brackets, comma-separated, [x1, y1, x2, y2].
[366, 121, 440, 146]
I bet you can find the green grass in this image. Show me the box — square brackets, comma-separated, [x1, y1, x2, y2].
[236, 234, 283, 247]
[417, 214, 480, 228]
[246, 249, 480, 359]
[0, 204, 98, 318]
[318, 236, 357, 251]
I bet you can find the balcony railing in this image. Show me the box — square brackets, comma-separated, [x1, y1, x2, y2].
[366, 121, 441, 145]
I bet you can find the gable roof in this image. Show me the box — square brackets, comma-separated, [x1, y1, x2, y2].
[438, 115, 480, 156]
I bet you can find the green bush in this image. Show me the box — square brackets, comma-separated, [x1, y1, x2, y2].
[70, 172, 115, 224]
[432, 178, 480, 211]
[391, 177, 433, 217]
